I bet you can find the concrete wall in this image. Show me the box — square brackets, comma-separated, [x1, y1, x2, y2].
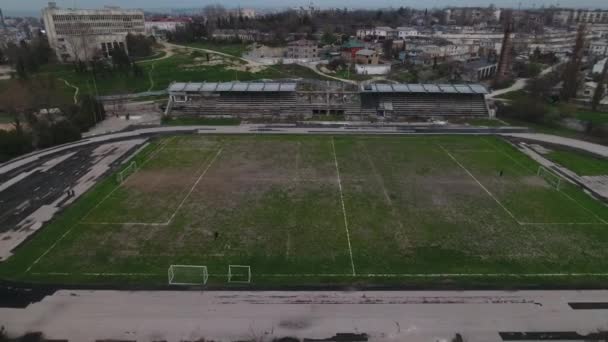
[355, 64, 391, 75]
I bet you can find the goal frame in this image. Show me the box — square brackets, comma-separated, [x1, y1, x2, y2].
[116, 161, 137, 183]
[537, 166, 562, 190]
[168, 264, 209, 285]
[228, 265, 251, 283]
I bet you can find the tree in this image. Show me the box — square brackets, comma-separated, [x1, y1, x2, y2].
[0, 80, 33, 131]
[126, 33, 155, 58]
[321, 29, 337, 45]
[560, 24, 586, 101]
[382, 39, 393, 60]
[0, 129, 33, 162]
[503, 97, 549, 123]
[35, 119, 81, 149]
[592, 59, 608, 111]
[111, 47, 131, 70]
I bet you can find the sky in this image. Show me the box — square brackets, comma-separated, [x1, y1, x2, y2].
[3, 0, 608, 16]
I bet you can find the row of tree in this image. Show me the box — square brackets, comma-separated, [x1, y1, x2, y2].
[0, 77, 106, 162]
[0, 31, 54, 79]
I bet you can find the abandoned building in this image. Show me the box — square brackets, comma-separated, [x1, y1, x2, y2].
[165, 80, 490, 120]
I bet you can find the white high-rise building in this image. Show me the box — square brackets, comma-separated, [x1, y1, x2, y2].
[42, 2, 145, 62]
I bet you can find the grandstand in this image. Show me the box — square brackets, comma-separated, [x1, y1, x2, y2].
[165, 81, 490, 120]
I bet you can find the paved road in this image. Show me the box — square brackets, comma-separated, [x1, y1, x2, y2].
[2, 290, 608, 341]
[488, 63, 562, 99]
[505, 132, 608, 157]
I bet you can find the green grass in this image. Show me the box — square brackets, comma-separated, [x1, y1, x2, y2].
[133, 50, 167, 62]
[3, 134, 608, 288]
[0, 113, 14, 124]
[573, 109, 608, 125]
[185, 42, 251, 57]
[32, 51, 335, 96]
[495, 89, 527, 101]
[162, 116, 241, 126]
[545, 149, 608, 176]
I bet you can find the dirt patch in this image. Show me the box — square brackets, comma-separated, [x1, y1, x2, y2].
[522, 176, 550, 188]
[124, 169, 196, 193]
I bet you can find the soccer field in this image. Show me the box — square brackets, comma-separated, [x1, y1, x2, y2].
[5, 134, 608, 287]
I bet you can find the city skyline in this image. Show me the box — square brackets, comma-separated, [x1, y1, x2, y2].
[3, 0, 608, 16]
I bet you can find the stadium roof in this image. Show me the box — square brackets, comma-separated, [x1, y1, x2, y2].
[360, 83, 489, 94]
[168, 82, 298, 93]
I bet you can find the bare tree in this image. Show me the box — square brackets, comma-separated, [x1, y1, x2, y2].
[560, 24, 587, 101]
[0, 80, 32, 132]
[592, 59, 608, 111]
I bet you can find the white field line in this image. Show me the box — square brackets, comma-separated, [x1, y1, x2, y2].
[437, 144, 521, 225]
[25, 138, 174, 273]
[361, 141, 392, 205]
[520, 222, 606, 226]
[31, 272, 608, 278]
[165, 147, 223, 224]
[360, 141, 411, 248]
[331, 137, 356, 276]
[482, 137, 533, 173]
[83, 146, 223, 226]
[483, 138, 608, 225]
[81, 137, 175, 222]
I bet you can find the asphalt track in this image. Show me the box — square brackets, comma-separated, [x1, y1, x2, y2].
[2, 289, 608, 341]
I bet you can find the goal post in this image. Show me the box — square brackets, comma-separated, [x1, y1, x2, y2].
[228, 265, 251, 283]
[116, 161, 137, 183]
[168, 265, 208, 285]
[537, 166, 561, 190]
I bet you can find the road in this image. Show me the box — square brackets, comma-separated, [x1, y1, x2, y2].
[488, 63, 562, 99]
[2, 290, 608, 341]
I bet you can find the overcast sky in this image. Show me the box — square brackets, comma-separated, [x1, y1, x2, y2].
[3, 0, 608, 16]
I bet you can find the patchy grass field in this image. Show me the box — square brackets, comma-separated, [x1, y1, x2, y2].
[546, 149, 608, 176]
[3, 135, 608, 287]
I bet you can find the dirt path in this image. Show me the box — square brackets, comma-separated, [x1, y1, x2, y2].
[147, 63, 156, 92]
[59, 78, 79, 104]
[489, 63, 563, 99]
[299, 62, 357, 84]
[135, 42, 175, 64]
[165, 42, 261, 67]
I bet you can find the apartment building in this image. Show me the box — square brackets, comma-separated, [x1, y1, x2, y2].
[145, 18, 188, 38]
[286, 39, 319, 60]
[552, 9, 608, 25]
[42, 2, 145, 61]
[589, 40, 608, 57]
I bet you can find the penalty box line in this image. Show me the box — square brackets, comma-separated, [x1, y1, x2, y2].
[25, 137, 176, 274]
[482, 138, 608, 226]
[81, 146, 223, 227]
[437, 143, 522, 225]
[332, 137, 356, 276]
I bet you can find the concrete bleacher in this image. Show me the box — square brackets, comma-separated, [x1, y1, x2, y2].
[166, 81, 491, 120]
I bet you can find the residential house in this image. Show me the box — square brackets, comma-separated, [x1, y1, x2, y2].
[341, 39, 366, 62]
[355, 49, 379, 65]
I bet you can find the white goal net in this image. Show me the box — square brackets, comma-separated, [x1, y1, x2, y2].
[228, 265, 251, 283]
[537, 166, 561, 190]
[168, 265, 209, 285]
[116, 161, 137, 183]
